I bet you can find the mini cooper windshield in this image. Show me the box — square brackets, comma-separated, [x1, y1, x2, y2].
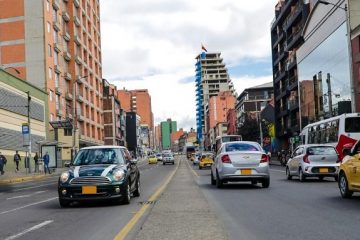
[73, 148, 125, 166]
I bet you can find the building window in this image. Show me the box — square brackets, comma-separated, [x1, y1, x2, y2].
[54, 50, 58, 65]
[49, 67, 52, 79]
[49, 90, 53, 102]
[48, 44, 52, 57]
[56, 95, 60, 110]
[64, 128, 72, 136]
[46, 0, 50, 12]
[55, 73, 59, 88]
[47, 22, 51, 33]
[50, 113, 54, 121]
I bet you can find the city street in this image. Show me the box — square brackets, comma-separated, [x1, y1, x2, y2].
[1, 155, 360, 240]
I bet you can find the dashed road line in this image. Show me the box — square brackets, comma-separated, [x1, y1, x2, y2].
[0, 197, 58, 215]
[4, 220, 53, 240]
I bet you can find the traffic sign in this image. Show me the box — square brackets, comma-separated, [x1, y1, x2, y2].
[22, 123, 29, 134]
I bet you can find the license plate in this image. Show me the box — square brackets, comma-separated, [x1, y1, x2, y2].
[241, 169, 252, 175]
[82, 186, 97, 194]
[319, 168, 328, 173]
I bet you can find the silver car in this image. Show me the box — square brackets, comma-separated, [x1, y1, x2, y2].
[211, 141, 270, 188]
[286, 144, 340, 182]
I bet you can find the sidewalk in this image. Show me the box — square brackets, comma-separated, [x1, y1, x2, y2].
[134, 158, 228, 240]
[0, 167, 64, 185]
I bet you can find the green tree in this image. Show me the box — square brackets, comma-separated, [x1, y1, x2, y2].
[238, 115, 270, 142]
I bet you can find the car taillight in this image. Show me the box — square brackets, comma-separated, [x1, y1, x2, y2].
[260, 154, 269, 163]
[221, 154, 232, 163]
[303, 154, 310, 163]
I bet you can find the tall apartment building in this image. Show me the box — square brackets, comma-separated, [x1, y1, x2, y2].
[118, 89, 154, 148]
[271, 0, 309, 146]
[160, 119, 177, 150]
[0, 0, 104, 156]
[195, 52, 235, 144]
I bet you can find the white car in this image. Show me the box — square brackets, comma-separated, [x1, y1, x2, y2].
[162, 153, 174, 165]
[211, 141, 270, 188]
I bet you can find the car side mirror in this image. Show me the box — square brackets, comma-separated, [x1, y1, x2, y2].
[342, 148, 352, 156]
[64, 161, 71, 167]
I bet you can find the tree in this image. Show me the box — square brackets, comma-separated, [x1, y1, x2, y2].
[238, 114, 271, 142]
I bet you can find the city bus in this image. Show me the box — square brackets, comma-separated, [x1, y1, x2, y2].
[299, 113, 360, 159]
[214, 134, 242, 153]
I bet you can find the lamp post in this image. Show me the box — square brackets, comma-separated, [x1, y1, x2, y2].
[318, 0, 355, 112]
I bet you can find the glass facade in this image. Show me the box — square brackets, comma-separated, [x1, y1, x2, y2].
[298, 23, 352, 128]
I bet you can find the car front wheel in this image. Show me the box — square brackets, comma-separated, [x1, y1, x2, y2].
[133, 177, 140, 197]
[59, 198, 70, 208]
[339, 173, 353, 198]
[122, 181, 131, 204]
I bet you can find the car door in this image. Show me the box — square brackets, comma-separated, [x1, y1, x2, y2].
[347, 142, 360, 189]
[289, 147, 300, 173]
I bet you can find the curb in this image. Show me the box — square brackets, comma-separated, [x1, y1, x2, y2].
[0, 173, 58, 185]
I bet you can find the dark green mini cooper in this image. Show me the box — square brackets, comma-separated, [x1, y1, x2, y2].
[58, 146, 140, 207]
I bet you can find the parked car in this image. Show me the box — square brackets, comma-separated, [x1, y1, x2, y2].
[148, 155, 158, 164]
[199, 152, 214, 169]
[211, 141, 270, 188]
[162, 153, 175, 165]
[58, 146, 140, 207]
[156, 153, 163, 161]
[193, 152, 201, 165]
[286, 144, 340, 182]
[338, 140, 360, 198]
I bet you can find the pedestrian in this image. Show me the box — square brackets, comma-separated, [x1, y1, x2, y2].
[34, 152, 39, 173]
[0, 152, 7, 175]
[13, 150, 21, 172]
[43, 152, 51, 174]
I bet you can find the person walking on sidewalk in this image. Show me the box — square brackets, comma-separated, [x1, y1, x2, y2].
[13, 151, 21, 172]
[43, 152, 51, 174]
[34, 152, 39, 173]
[0, 152, 7, 175]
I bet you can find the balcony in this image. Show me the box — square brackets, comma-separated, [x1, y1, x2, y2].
[75, 55, 82, 65]
[54, 65, 62, 74]
[64, 72, 72, 81]
[73, 0, 80, 8]
[54, 43, 61, 53]
[63, 31, 70, 41]
[65, 92, 73, 100]
[62, 11, 70, 22]
[272, 32, 284, 49]
[74, 35, 81, 45]
[53, 20, 61, 32]
[283, 5, 302, 31]
[77, 95, 84, 103]
[55, 87, 62, 95]
[286, 30, 302, 51]
[74, 16, 81, 27]
[56, 109, 63, 117]
[63, 51, 71, 61]
[288, 100, 299, 112]
[287, 77, 298, 91]
[274, 50, 287, 66]
[77, 113, 85, 122]
[274, 70, 286, 83]
[52, 0, 60, 10]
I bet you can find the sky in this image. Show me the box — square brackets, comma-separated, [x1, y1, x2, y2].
[100, 0, 276, 132]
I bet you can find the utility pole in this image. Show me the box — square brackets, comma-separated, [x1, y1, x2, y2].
[326, 73, 333, 117]
[27, 91, 32, 173]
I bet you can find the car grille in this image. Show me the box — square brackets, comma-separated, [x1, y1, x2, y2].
[70, 176, 111, 185]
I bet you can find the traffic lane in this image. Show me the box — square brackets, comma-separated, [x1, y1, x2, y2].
[194, 164, 360, 240]
[0, 159, 177, 240]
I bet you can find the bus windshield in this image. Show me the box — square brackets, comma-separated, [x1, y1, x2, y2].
[345, 117, 360, 133]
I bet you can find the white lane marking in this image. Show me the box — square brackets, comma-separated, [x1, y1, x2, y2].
[101, 164, 117, 176]
[74, 166, 80, 178]
[6, 190, 48, 200]
[6, 195, 31, 200]
[13, 182, 57, 192]
[270, 169, 285, 173]
[4, 220, 53, 240]
[0, 197, 58, 215]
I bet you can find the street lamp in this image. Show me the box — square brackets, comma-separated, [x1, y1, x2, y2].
[318, 0, 355, 112]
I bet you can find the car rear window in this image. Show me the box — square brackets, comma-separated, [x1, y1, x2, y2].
[225, 143, 260, 152]
[307, 146, 337, 155]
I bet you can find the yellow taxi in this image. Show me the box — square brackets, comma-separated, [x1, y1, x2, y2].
[198, 152, 214, 170]
[338, 140, 360, 198]
[148, 155, 158, 164]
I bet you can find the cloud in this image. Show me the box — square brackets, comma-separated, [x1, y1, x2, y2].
[100, 0, 277, 132]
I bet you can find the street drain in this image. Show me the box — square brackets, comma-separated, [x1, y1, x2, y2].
[138, 200, 157, 205]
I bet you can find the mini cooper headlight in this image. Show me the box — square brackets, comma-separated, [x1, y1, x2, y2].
[60, 172, 70, 183]
[113, 169, 125, 181]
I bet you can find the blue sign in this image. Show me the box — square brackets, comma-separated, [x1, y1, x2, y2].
[22, 124, 29, 134]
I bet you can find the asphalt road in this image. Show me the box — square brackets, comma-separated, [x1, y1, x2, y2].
[0, 159, 176, 240]
[2, 157, 360, 240]
[188, 161, 360, 240]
